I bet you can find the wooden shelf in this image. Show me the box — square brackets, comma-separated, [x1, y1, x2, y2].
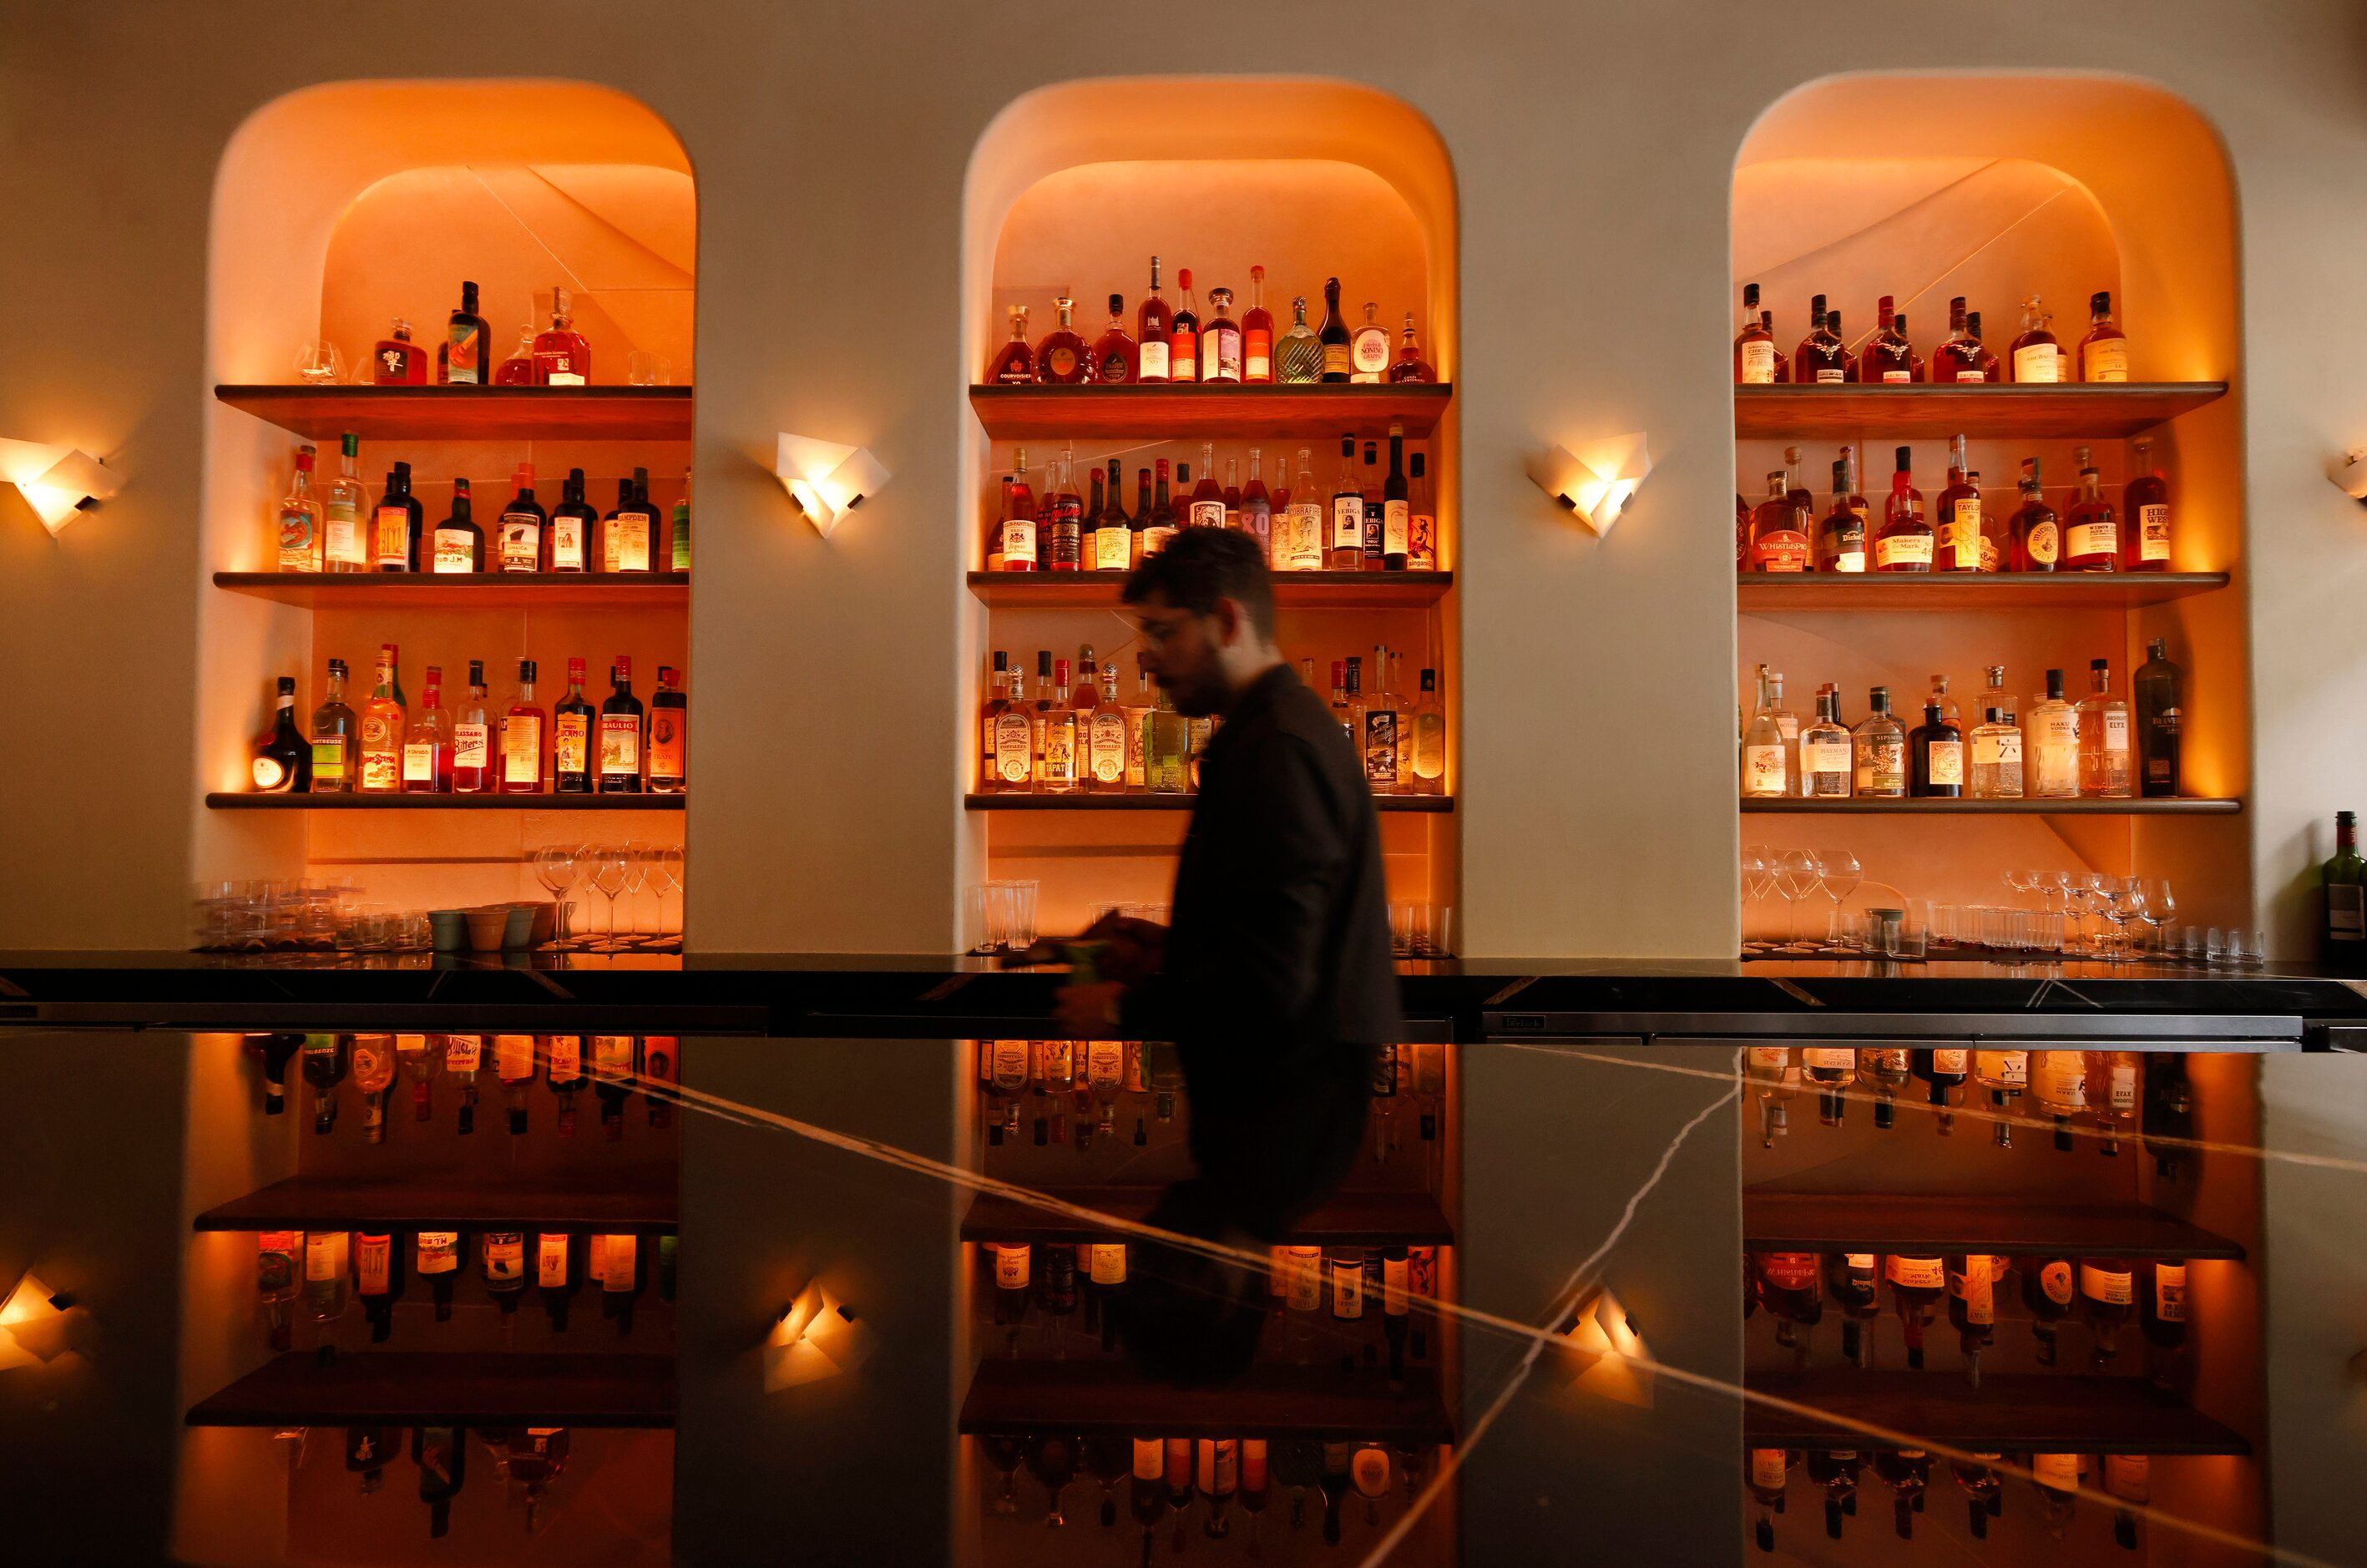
[1739, 797, 2238, 816]
[961, 1186, 1452, 1247]
[969, 382, 1451, 441]
[1738, 572, 2228, 612]
[213, 570, 688, 610]
[207, 792, 683, 811]
[959, 1359, 1451, 1444]
[194, 1174, 677, 1235]
[188, 1351, 675, 1428]
[1742, 1192, 2243, 1260]
[1733, 382, 2227, 439]
[1745, 1369, 2249, 1454]
[969, 569, 1452, 609]
[968, 793, 1452, 813]
[215, 383, 693, 442]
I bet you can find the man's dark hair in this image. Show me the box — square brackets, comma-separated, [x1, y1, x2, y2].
[1120, 527, 1277, 639]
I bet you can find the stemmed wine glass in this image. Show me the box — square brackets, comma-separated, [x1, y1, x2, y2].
[588, 846, 632, 950]
[652, 846, 685, 951]
[1817, 847, 1861, 910]
[620, 841, 653, 946]
[2005, 867, 2038, 910]
[2074, 873, 2116, 959]
[2137, 878, 2175, 959]
[2107, 877, 2148, 964]
[1741, 846, 1775, 953]
[1773, 849, 1824, 949]
[531, 844, 582, 948]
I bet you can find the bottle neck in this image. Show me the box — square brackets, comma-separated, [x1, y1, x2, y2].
[2341, 822, 2359, 853]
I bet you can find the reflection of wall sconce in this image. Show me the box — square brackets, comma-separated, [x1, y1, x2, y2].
[0, 1272, 96, 1370]
[764, 1279, 876, 1390]
[2331, 448, 2367, 504]
[1526, 434, 1651, 534]
[0, 439, 124, 536]
[776, 433, 890, 537]
[1560, 1286, 1651, 1409]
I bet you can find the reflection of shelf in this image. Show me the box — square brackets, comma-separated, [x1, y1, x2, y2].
[206, 792, 683, 811]
[214, 383, 693, 441]
[1739, 797, 2239, 816]
[195, 1174, 677, 1235]
[1745, 1369, 2249, 1454]
[187, 1352, 675, 1428]
[1738, 572, 2228, 612]
[959, 1359, 1451, 1444]
[213, 570, 688, 610]
[961, 1186, 1453, 1246]
[1733, 382, 2227, 439]
[1742, 1192, 2243, 1260]
[969, 382, 1452, 441]
[969, 793, 1452, 813]
[969, 569, 1453, 609]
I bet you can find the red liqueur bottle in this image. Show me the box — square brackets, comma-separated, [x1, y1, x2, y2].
[1874, 447, 1933, 573]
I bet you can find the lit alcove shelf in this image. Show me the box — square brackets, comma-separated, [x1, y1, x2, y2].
[214, 382, 694, 441]
[206, 792, 685, 812]
[969, 569, 1451, 609]
[1738, 797, 2238, 816]
[214, 570, 689, 610]
[967, 793, 1452, 813]
[1737, 571, 2227, 612]
[1733, 382, 2226, 439]
[969, 382, 1450, 441]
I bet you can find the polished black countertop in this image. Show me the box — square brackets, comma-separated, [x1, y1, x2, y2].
[2, 951, 2361, 1039]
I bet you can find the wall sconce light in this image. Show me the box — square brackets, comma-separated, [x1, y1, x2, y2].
[2331, 448, 2367, 504]
[0, 1271, 95, 1369]
[764, 1279, 875, 1391]
[1526, 434, 1651, 534]
[1560, 1286, 1651, 1409]
[0, 439, 123, 536]
[776, 433, 890, 537]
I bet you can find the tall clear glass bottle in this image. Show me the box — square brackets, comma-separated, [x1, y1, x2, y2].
[324, 433, 368, 571]
[2026, 670, 2082, 799]
[1410, 669, 1445, 795]
[2077, 659, 2133, 799]
[1968, 706, 2025, 799]
[1800, 685, 1852, 797]
[1852, 686, 1905, 799]
[1741, 670, 1795, 798]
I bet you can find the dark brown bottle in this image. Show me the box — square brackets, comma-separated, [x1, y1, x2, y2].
[1908, 701, 1963, 797]
[1318, 276, 1352, 382]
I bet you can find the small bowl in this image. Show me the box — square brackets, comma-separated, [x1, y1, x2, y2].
[523, 900, 559, 948]
[465, 907, 512, 953]
[428, 910, 469, 952]
[500, 904, 537, 950]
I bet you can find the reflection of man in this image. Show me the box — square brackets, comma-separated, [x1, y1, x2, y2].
[1055, 529, 1401, 1378]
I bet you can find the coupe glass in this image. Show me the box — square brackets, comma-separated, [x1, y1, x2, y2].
[1817, 848, 1862, 909]
[531, 844, 582, 947]
[2005, 867, 2038, 909]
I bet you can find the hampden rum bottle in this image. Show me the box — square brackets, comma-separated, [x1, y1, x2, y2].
[648, 666, 687, 794]
[437, 281, 490, 387]
[599, 658, 646, 793]
[276, 444, 321, 571]
[310, 658, 357, 792]
[1874, 447, 1933, 572]
[554, 657, 594, 793]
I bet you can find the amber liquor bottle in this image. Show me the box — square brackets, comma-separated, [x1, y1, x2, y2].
[1874, 447, 1933, 572]
[599, 657, 645, 793]
[500, 658, 546, 794]
[1044, 448, 1083, 569]
[533, 285, 592, 384]
[1034, 294, 1090, 385]
[2078, 291, 2130, 382]
[1817, 453, 1867, 573]
[551, 657, 594, 793]
[1168, 270, 1201, 382]
[2009, 296, 2062, 383]
[372, 461, 422, 572]
[2123, 438, 2172, 571]
[2063, 446, 2119, 571]
[1859, 295, 1914, 383]
[1317, 276, 1353, 382]
[1748, 470, 1809, 573]
[1091, 292, 1136, 384]
[372, 317, 428, 384]
[1965, 311, 2001, 381]
[987, 306, 1034, 384]
[1242, 266, 1276, 382]
[1934, 435, 1985, 571]
[1389, 312, 1437, 383]
[437, 280, 490, 387]
[1136, 258, 1171, 382]
[1932, 296, 1983, 382]
[1203, 286, 1242, 382]
[1761, 309, 1789, 382]
[1734, 283, 1776, 383]
[2009, 458, 2058, 570]
[1794, 294, 1846, 384]
[648, 666, 687, 794]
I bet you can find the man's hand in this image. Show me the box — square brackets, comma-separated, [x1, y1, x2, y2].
[1080, 914, 1168, 985]
[1054, 979, 1126, 1039]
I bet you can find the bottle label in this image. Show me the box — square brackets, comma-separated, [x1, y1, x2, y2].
[601, 1237, 637, 1292]
[311, 738, 346, 782]
[2014, 342, 2061, 382]
[278, 505, 318, 566]
[1169, 328, 1198, 382]
[1282, 503, 1323, 568]
[1805, 738, 1851, 777]
[1138, 338, 1168, 379]
[1745, 1045, 1788, 1071]
[1751, 1450, 1788, 1490]
[502, 716, 542, 787]
[1090, 1243, 1127, 1285]
[1880, 369, 1912, 383]
[372, 505, 411, 569]
[537, 1234, 570, 1287]
[402, 741, 435, 783]
[548, 1036, 581, 1080]
[1188, 499, 1225, 529]
[1041, 725, 1075, 783]
[551, 517, 584, 570]
[1739, 341, 1775, 383]
[2025, 518, 2059, 564]
[2153, 1262, 2187, 1321]
[599, 714, 640, 777]
[1323, 341, 1352, 379]
[1751, 531, 1808, 572]
[2331, 884, 2364, 937]
[1885, 1255, 1945, 1289]
[2035, 1054, 2086, 1106]
[650, 706, 685, 781]
[1409, 512, 1437, 569]
[1956, 369, 1987, 382]
[1983, 1050, 2029, 1087]
[1089, 711, 1126, 782]
[484, 1235, 526, 1285]
[2032, 1452, 2080, 1490]
[1208, 325, 1242, 381]
[1814, 367, 1845, 384]
[992, 1243, 1029, 1290]
[1949, 1260, 1995, 1323]
[2105, 1453, 2152, 1501]
[355, 1234, 391, 1293]
[1085, 1039, 1123, 1090]
[495, 1034, 534, 1079]
[1329, 1257, 1363, 1318]
[1742, 744, 1786, 795]
[1383, 498, 1410, 558]
[324, 503, 364, 566]
[2067, 519, 2117, 559]
[1244, 330, 1271, 380]
[2086, 336, 2131, 381]
[554, 714, 589, 777]
[1931, 1048, 1969, 1073]
[1875, 533, 1934, 569]
[1927, 739, 1964, 785]
[2140, 503, 2171, 560]
[453, 723, 488, 771]
[1000, 518, 1035, 566]
[2104, 711, 2130, 752]
[499, 513, 541, 570]
[606, 518, 650, 572]
[447, 319, 482, 382]
[1352, 330, 1390, 378]
[1363, 711, 1399, 785]
[1760, 1253, 1818, 1290]
[417, 1232, 460, 1274]
[993, 713, 1032, 783]
[1140, 524, 1175, 557]
[1945, 498, 1983, 567]
[1093, 525, 1130, 570]
[1802, 1046, 1854, 1071]
[444, 1035, 482, 1070]
[2081, 1262, 2134, 1305]
[1844, 1252, 1875, 1272]
[432, 527, 474, 573]
[1972, 730, 2020, 768]
[1331, 495, 1363, 551]
[305, 1232, 343, 1281]
[1044, 342, 1080, 379]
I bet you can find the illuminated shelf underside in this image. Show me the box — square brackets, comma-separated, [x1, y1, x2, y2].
[1737, 572, 2228, 611]
[1733, 382, 2227, 439]
[1739, 797, 2238, 816]
[969, 569, 1451, 609]
[960, 1186, 1453, 1246]
[969, 793, 1452, 812]
[969, 382, 1452, 441]
[1742, 1191, 2243, 1260]
[214, 383, 693, 441]
[207, 792, 682, 811]
[187, 1351, 675, 1428]
[194, 1173, 677, 1235]
[959, 1359, 1451, 1444]
[1746, 1369, 2248, 1454]
[213, 570, 687, 609]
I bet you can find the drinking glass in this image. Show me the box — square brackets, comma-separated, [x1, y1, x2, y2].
[1740, 847, 1774, 951]
[295, 341, 346, 384]
[589, 847, 632, 948]
[1773, 850, 1823, 948]
[1817, 848, 1862, 910]
[1002, 880, 1039, 949]
[2137, 879, 2175, 958]
[2005, 867, 2039, 909]
[2106, 878, 2147, 964]
[655, 846, 685, 946]
[622, 842, 654, 943]
[532, 844, 582, 947]
[965, 884, 998, 954]
[628, 350, 672, 386]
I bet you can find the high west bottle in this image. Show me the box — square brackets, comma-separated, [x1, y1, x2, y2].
[2124, 436, 2172, 569]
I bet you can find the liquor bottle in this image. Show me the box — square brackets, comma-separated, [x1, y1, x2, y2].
[540, 467, 590, 573]
[2026, 670, 2081, 798]
[1945, 1254, 1996, 1387]
[670, 484, 690, 570]
[1753, 1252, 1823, 1353]
[1202, 286, 1242, 382]
[2063, 447, 2119, 571]
[1277, 295, 1324, 383]
[1239, 448, 1274, 561]
[1747, 469, 1809, 572]
[276, 444, 322, 571]
[1221, 457, 1242, 531]
[988, 305, 1034, 383]
[1142, 459, 1176, 557]
[1382, 427, 1411, 569]
[1348, 300, 1390, 382]
[545, 1034, 584, 1135]
[1950, 1454, 2002, 1540]
[1323, 435, 1363, 569]
[442, 660, 490, 794]
[1827, 1253, 1879, 1366]
[360, 644, 407, 792]
[1407, 452, 1438, 570]
[2142, 1257, 2189, 1366]
[1909, 700, 1963, 797]
[1852, 686, 1905, 798]
[2009, 458, 2058, 571]
[1146, 676, 1190, 794]
[1863, 1046, 1914, 1130]
[597, 1233, 643, 1337]
[984, 655, 1030, 793]
[1045, 448, 1084, 569]
[413, 1424, 467, 1539]
[2077, 658, 2134, 798]
[444, 1034, 482, 1133]
[529, 655, 586, 795]
[2124, 437, 2172, 569]
[1968, 705, 2024, 798]
[1166, 270, 1201, 382]
[2012, 1254, 2075, 1367]
[2078, 290, 2129, 382]
[500, 658, 546, 794]
[1747, 1448, 1792, 1552]
[482, 1230, 528, 1318]
[407, 1227, 463, 1324]
[1034, 292, 1090, 384]
[1359, 442, 1384, 567]
[493, 465, 545, 572]
[1390, 311, 1437, 382]
[1965, 310, 2002, 380]
[250, 676, 309, 792]
[1873, 1449, 1932, 1542]
[1934, 436, 1983, 570]
[1741, 672, 1793, 798]
[2031, 1049, 2090, 1151]
[493, 1033, 536, 1133]
[1038, 657, 1080, 794]
[1799, 1045, 1854, 1126]
[1884, 1252, 1945, 1369]
[437, 281, 490, 386]
[393, 1032, 432, 1123]
[401, 666, 454, 793]
[352, 1231, 398, 1342]
[2080, 1256, 2136, 1366]
[256, 1230, 301, 1350]
[994, 447, 1036, 571]
[1800, 686, 1851, 797]
[1087, 458, 1125, 570]
[1236, 265, 1277, 382]
[372, 317, 428, 384]
[430, 478, 483, 573]
[2089, 1049, 2141, 1156]
[1893, 310, 1924, 380]
[642, 665, 688, 795]
[533, 286, 591, 384]
[1363, 643, 1402, 793]
[1859, 295, 1914, 383]
[599, 657, 645, 793]
[495, 321, 538, 385]
[307, 659, 357, 793]
[310, 432, 368, 574]
[534, 1232, 579, 1331]
[1087, 663, 1127, 793]
[1273, 447, 1320, 570]
[2103, 1454, 2150, 1551]
[301, 1229, 348, 1327]
[1734, 283, 1777, 383]
[1316, 277, 1353, 382]
[1817, 453, 1867, 572]
[1186, 444, 1225, 529]
[1762, 309, 1790, 382]
[372, 461, 422, 572]
[1080, 291, 1135, 386]
[608, 468, 658, 572]
[1973, 1048, 2028, 1147]
[1793, 294, 1845, 382]
[1874, 446, 1932, 571]
[2326, 812, 2367, 970]
[1933, 296, 1983, 382]
[2009, 295, 2062, 382]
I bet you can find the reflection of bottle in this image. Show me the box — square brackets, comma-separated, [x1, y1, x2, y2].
[2031, 1050, 2090, 1151]
[1884, 1252, 1945, 1369]
[353, 1231, 399, 1342]
[2103, 1453, 2149, 1550]
[1945, 1253, 1997, 1387]
[1808, 1449, 1863, 1541]
[1753, 1252, 1822, 1356]
[346, 1425, 392, 1494]
[496, 1034, 537, 1136]
[2030, 1451, 2081, 1536]
[413, 1424, 468, 1539]
[443, 1034, 482, 1134]
[2080, 1256, 2136, 1366]
[1799, 1046, 1855, 1127]
[1915, 1048, 1967, 1136]
[536, 1233, 579, 1333]
[1745, 1045, 1795, 1146]
[1197, 1437, 1238, 1537]
[508, 1428, 570, 1533]
[1827, 1252, 1880, 1368]
[1747, 1446, 1791, 1552]
[1860, 1048, 1910, 1130]
[1951, 1454, 2003, 1540]
[2021, 1254, 2076, 1366]
[1872, 1449, 1930, 1540]
[2090, 1050, 2142, 1155]
[599, 1234, 642, 1337]
[257, 1231, 301, 1351]
[304, 1227, 347, 1326]
[302, 1034, 348, 1136]
[1973, 1049, 2028, 1148]
[482, 1231, 528, 1318]
[416, 1230, 462, 1322]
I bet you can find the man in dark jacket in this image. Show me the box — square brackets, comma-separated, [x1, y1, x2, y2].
[1055, 527, 1403, 1378]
